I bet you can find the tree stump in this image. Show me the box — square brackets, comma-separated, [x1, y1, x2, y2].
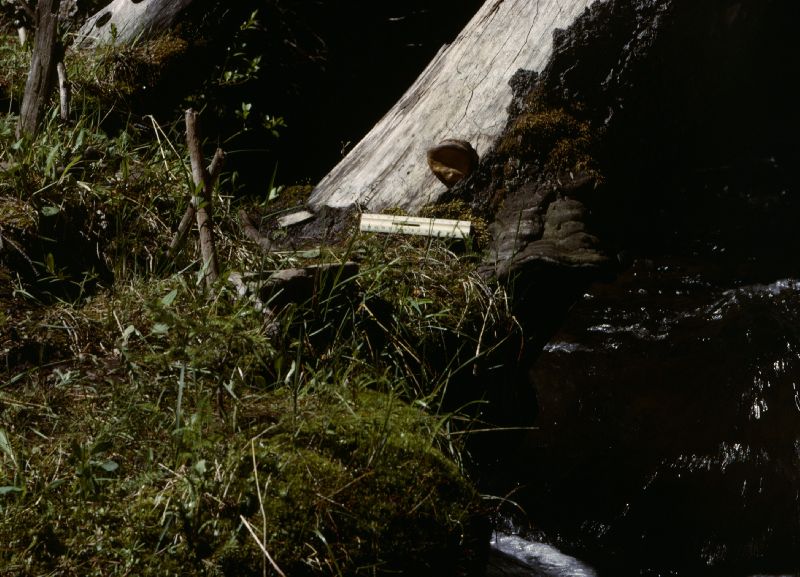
[17, 0, 62, 139]
[308, 0, 596, 213]
[74, 0, 196, 47]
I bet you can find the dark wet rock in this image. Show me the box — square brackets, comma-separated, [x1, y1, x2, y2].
[469, 0, 800, 574]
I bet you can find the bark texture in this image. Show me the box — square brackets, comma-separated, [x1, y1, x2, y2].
[75, 0, 195, 47]
[308, 0, 597, 213]
[17, 0, 61, 138]
[184, 109, 220, 287]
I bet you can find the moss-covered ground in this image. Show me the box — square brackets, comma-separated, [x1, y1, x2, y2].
[0, 20, 514, 577]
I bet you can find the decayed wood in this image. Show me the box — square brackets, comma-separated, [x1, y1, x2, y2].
[14, 1, 33, 45]
[184, 109, 219, 287]
[168, 148, 225, 259]
[238, 210, 273, 253]
[74, 0, 195, 47]
[309, 0, 596, 213]
[56, 60, 69, 121]
[16, 0, 62, 138]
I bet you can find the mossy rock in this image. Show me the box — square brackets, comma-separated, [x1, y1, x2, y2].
[0, 391, 485, 576]
[212, 390, 484, 576]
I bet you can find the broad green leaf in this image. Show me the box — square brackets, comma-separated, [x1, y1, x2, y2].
[98, 460, 119, 473]
[0, 428, 16, 466]
[160, 288, 178, 307]
[151, 322, 169, 335]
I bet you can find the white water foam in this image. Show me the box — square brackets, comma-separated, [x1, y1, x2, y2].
[489, 533, 598, 577]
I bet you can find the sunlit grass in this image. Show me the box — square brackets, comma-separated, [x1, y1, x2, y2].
[0, 29, 516, 576]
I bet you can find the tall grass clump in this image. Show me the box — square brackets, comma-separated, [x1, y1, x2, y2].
[0, 21, 519, 577]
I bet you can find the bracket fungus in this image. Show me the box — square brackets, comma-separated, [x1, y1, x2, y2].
[426, 139, 479, 187]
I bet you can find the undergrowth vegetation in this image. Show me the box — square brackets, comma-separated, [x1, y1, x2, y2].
[0, 20, 516, 577]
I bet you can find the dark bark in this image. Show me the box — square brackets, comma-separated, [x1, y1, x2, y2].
[169, 148, 225, 260]
[17, 0, 61, 139]
[184, 109, 220, 287]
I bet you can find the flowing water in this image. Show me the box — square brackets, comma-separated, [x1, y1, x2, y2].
[247, 5, 799, 573]
[484, 159, 800, 575]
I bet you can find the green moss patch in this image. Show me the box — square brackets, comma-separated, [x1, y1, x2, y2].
[0, 381, 482, 576]
[498, 91, 598, 178]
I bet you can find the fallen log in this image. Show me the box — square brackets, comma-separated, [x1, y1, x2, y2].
[74, 0, 196, 47]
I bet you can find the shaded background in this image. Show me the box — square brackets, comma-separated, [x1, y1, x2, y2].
[228, 1, 485, 187]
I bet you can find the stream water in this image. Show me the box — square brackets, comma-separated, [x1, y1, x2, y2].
[483, 157, 800, 575]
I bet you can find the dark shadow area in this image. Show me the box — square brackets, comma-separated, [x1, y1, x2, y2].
[470, 1, 800, 574]
[224, 1, 484, 187]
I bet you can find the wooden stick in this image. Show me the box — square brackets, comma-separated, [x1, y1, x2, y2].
[168, 148, 224, 258]
[56, 60, 70, 122]
[359, 213, 471, 238]
[238, 210, 272, 253]
[184, 109, 219, 286]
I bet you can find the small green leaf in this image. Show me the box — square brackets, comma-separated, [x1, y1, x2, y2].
[151, 322, 169, 335]
[47, 479, 66, 490]
[98, 460, 118, 473]
[0, 428, 15, 465]
[193, 460, 207, 476]
[160, 288, 178, 307]
[41, 206, 60, 217]
[121, 325, 137, 342]
[0, 486, 22, 496]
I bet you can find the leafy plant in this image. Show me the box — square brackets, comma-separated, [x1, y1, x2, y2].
[69, 436, 119, 497]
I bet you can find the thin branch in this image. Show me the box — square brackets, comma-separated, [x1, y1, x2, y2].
[240, 516, 287, 577]
[56, 60, 70, 121]
[238, 210, 272, 253]
[184, 109, 219, 286]
[168, 148, 225, 258]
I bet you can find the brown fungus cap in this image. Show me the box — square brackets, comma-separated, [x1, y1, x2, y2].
[426, 139, 479, 187]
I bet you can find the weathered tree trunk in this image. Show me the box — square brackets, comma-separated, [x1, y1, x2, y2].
[16, 0, 61, 139]
[308, 0, 596, 213]
[75, 0, 196, 47]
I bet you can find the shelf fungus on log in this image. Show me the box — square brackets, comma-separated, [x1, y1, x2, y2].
[426, 139, 479, 188]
